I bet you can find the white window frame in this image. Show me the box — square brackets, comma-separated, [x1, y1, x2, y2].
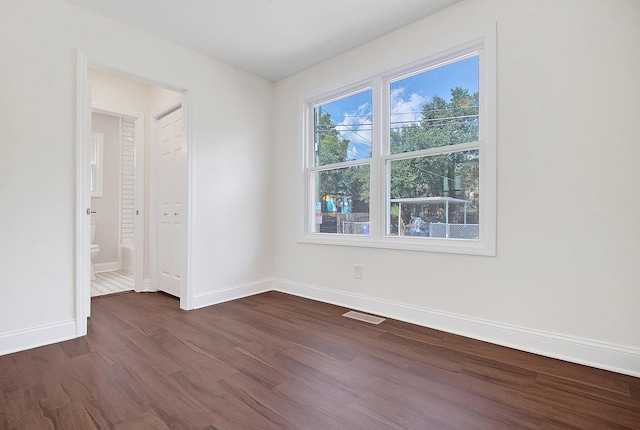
[89, 132, 104, 198]
[299, 30, 496, 256]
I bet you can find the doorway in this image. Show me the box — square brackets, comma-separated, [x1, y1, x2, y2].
[89, 108, 142, 297]
[75, 51, 192, 336]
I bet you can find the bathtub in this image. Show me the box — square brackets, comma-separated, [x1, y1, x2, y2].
[121, 242, 134, 274]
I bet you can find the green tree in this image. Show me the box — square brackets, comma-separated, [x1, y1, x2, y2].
[316, 112, 348, 166]
[315, 111, 369, 212]
[390, 87, 480, 226]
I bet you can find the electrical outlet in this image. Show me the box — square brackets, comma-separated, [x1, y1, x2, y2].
[354, 265, 362, 279]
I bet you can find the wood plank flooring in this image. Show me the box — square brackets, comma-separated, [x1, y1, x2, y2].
[1, 291, 639, 429]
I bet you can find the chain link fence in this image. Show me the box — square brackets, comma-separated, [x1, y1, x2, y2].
[429, 223, 478, 239]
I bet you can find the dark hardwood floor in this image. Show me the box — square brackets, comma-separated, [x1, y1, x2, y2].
[1, 291, 638, 429]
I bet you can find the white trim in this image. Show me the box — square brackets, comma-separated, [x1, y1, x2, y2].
[75, 52, 90, 335]
[132, 116, 145, 294]
[0, 320, 77, 356]
[92, 103, 142, 119]
[183, 94, 195, 311]
[94, 262, 122, 273]
[298, 26, 497, 257]
[142, 278, 154, 292]
[79, 51, 190, 93]
[9, 279, 639, 377]
[297, 230, 495, 256]
[273, 279, 640, 378]
[192, 280, 274, 310]
[148, 107, 160, 301]
[76, 50, 194, 337]
[153, 100, 183, 120]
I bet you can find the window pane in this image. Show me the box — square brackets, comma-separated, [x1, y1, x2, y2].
[314, 89, 372, 166]
[390, 56, 479, 154]
[313, 165, 370, 234]
[388, 150, 479, 239]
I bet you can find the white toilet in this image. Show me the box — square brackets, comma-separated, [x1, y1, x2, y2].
[90, 220, 100, 280]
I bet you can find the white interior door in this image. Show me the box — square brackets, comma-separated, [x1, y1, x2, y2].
[157, 107, 185, 297]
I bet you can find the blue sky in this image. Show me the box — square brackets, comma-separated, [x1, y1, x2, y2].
[317, 55, 478, 160]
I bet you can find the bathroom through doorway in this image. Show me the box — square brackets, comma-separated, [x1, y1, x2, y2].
[75, 51, 191, 334]
[89, 105, 143, 297]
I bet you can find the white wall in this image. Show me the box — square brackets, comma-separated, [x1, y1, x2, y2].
[91, 112, 120, 264]
[0, 0, 273, 350]
[273, 0, 640, 374]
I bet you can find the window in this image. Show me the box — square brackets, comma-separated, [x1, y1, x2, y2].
[387, 55, 480, 240]
[302, 36, 496, 255]
[309, 89, 372, 235]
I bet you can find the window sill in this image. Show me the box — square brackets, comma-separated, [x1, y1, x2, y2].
[298, 233, 495, 256]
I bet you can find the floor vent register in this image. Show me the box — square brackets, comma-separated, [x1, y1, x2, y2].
[342, 310, 386, 325]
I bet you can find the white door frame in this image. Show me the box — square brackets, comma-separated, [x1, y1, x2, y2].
[75, 50, 194, 336]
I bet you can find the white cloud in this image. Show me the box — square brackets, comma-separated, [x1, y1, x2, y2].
[329, 87, 426, 159]
[336, 102, 372, 160]
[390, 86, 426, 127]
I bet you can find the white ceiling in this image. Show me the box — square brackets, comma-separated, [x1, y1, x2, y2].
[64, 0, 462, 82]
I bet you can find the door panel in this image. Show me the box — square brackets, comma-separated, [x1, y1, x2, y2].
[156, 107, 184, 297]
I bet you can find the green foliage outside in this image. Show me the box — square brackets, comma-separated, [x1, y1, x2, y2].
[390, 86, 480, 228]
[314, 86, 480, 230]
[390, 87, 479, 199]
[314, 112, 369, 213]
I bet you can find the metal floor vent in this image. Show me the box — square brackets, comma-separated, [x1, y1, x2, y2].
[342, 311, 386, 325]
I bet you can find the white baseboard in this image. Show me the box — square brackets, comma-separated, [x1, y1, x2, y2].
[5, 280, 638, 378]
[0, 320, 77, 356]
[135, 278, 156, 293]
[141, 278, 154, 292]
[192, 279, 274, 310]
[273, 279, 640, 378]
[94, 261, 121, 273]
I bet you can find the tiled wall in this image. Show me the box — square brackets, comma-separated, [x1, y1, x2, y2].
[121, 118, 135, 244]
